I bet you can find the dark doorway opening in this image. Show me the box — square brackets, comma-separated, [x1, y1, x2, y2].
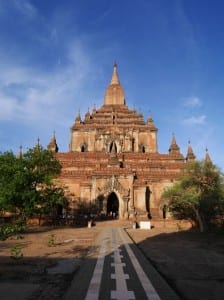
[57, 204, 63, 217]
[109, 141, 117, 153]
[145, 186, 151, 219]
[107, 192, 119, 218]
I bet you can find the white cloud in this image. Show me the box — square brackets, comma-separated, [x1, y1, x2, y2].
[183, 96, 202, 108]
[0, 66, 30, 86]
[67, 40, 91, 72]
[0, 3, 116, 150]
[0, 92, 22, 120]
[183, 115, 206, 125]
[0, 38, 96, 128]
[0, 0, 37, 19]
[173, 1, 197, 51]
[14, 0, 37, 19]
[92, 8, 113, 25]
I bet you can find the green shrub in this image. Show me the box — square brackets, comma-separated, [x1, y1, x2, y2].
[10, 244, 23, 260]
[48, 233, 56, 247]
[0, 224, 26, 241]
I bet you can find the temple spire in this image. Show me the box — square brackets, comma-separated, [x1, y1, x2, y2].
[110, 63, 120, 85]
[47, 132, 59, 153]
[186, 141, 196, 162]
[34, 137, 41, 152]
[75, 110, 82, 124]
[147, 112, 157, 131]
[205, 147, 212, 163]
[169, 133, 180, 155]
[104, 63, 125, 105]
[17, 145, 23, 159]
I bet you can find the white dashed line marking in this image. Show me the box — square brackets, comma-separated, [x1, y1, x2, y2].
[111, 229, 135, 300]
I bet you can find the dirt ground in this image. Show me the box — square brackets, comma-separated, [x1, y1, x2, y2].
[0, 221, 224, 300]
[0, 225, 102, 299]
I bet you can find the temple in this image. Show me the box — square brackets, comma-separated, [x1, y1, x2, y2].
[48, 64, 198, 219]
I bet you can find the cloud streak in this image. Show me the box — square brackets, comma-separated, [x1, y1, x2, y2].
[0, 0, 37, 19]
[183, 96, 202, 108]
[0, 38, 95, 127]
[182, 115, 206, 125]
[14, 0, 37, 19]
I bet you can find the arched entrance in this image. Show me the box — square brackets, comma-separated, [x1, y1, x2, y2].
[107, 192, 119, 217]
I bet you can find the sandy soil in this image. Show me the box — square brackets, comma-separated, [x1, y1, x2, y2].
[0, 221, 224, 300]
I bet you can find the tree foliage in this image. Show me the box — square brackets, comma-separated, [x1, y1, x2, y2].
[0, 146, 64, 223]
[162, 160, 224, 231]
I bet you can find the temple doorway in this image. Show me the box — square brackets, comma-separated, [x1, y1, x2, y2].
[107, 192, 119, 218]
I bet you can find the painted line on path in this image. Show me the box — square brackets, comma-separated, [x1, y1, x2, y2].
[85, 231, 108, 300]
[118, 228, 161, 300]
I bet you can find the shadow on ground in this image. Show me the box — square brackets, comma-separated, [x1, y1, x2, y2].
[0, 226, 101, 300]
[127, 227, 224, 300]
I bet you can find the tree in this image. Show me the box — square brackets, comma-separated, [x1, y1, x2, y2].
[162, 160, 224, 232]
[38, 184, 68, 225]
[0, 151, 22, 214]
[0, 146, 63, 223]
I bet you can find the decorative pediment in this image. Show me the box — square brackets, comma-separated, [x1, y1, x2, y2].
[101, 176, 129, 196]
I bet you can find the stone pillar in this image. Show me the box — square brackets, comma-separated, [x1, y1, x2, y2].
[129, 173, 136, 218]
[135, 130, 139, 153]
[122, 196, 129, 220]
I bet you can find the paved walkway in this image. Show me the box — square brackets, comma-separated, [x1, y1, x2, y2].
[64, 227, 180, 300]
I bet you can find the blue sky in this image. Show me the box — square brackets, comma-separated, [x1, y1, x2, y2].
[0, 0, 224, 169]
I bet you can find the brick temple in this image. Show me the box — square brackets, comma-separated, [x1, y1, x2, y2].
[48, 64, 198, 220]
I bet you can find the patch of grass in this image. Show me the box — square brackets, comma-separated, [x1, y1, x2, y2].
[0, 223, 26, 241]
[10, 244, 23, 260]
[48, 233, 56, 247]
[176, 222, 183, 231]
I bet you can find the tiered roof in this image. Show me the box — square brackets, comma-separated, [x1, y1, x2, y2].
[71, 64, 157, 132]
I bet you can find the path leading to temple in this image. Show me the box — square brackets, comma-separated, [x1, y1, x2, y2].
[64, 226, 180, 300]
